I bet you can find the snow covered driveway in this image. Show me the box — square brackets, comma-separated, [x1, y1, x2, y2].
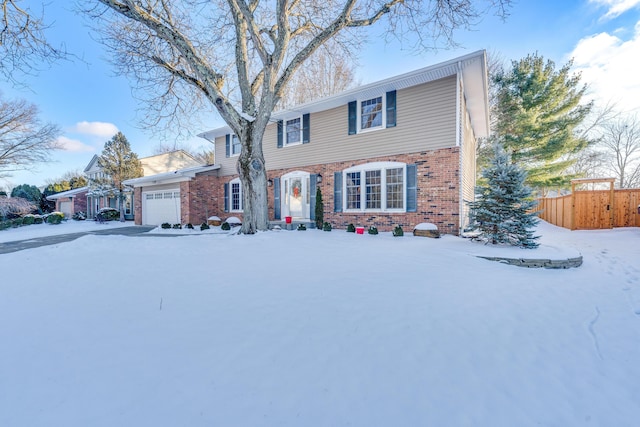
[1, 222, 639, 426]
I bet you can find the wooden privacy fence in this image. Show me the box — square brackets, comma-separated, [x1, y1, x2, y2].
[537, 178, 640, 230]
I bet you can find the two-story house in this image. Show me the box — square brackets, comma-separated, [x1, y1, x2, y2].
[125, 50, 489, 234]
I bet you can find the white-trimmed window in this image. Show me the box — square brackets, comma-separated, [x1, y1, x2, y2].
[231, 134, 241, 156]
[343, 162, 405, 212]
[285, 117, 302, 145]
[359, 96, 385, 132]
[230, 178, 242, 211]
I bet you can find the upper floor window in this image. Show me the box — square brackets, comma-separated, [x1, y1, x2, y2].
[348, 90, 396, 135]
[360, 97, 383, 131]
[286, 117, 302, 145]
[231, 135, 241, 156]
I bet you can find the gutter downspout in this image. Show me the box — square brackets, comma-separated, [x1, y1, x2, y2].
[457, 61, 464, 234]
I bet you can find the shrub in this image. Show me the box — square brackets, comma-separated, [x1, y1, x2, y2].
[200, 222, 210, 231]
[322, 221, 332, 232]
[0, 197, 37, 220]
[0, 220, 11, 230]
[221, 222, 231, 231]
[22, 215, 35, 225]
[47, 212, 64, 225]
[34, 216, 44, 224]
[12, 217, 23, 227]
[346, 223, 356, 233]
[393, 225, 404, 237]
[99, 208, 120, 221]
[186, 223, 194, 229]
[161, 222, 171, 229]
[315, 187, 324, 230]
[297, 223, 307, 231]
[72, 211, 87, 221]
[172, 223, 182, 229]
[368, 226, 378, 235]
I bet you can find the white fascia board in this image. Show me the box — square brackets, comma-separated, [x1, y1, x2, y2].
[123, 164, 220, 187]
[46, 186, 90, 200]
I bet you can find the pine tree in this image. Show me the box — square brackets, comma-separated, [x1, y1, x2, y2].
[492, 53, 592, 189]
[95, 132, 144, 221]
[315, 187, 324, 230]
[468, 145, 540, 249]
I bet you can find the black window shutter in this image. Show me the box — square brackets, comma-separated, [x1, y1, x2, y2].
[386, 90, 397, 128]
[302, 114, 310, 144]
[310, 174, 317, 221]
[224, 183, 229, 212]
[225, 134, 230, 157]
[277, 120, 283, 148]
[348, 101, 357, 135]
[406, 164, 417, 212]
[334, 172, 343, 212]
[273, 178, 281, 220]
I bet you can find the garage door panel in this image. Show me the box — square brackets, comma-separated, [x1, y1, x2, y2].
[142, 190, 180, 225]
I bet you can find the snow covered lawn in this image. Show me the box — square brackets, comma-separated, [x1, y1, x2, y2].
[1, 222, 639, 426]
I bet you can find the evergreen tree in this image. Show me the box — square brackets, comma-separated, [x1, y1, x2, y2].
[95, 132, 144, 221]
[315, 186, 324, 230]
[468, 145, 540, 249]
[492, 53, 592, 189]
[10, 184, 42, 213]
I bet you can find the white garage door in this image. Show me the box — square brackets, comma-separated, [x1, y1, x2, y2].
[142, 190, 181, 225]
[59, 201, 72, 218]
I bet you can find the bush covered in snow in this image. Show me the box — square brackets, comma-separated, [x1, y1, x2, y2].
[22, 214, 35, 225]
[393, 225, 404, 237]
[0, 197, 37, 220]
[72, 211, 87, 221]
[368, 226, 378, 235]
[46, 212, 64, 225]
[161, 223, 171, 229]
[200, 223, 210, 231]
[98, 207, 120, 221]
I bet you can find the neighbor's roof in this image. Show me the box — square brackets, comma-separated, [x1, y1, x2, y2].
[46, 186, 89, 201]
[123, 164, 220, 187]
[198, 50, 489, 141]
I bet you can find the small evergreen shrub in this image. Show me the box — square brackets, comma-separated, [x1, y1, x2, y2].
[172, 223, 182, 229]
[0, 220, 10, 230]
[99, 208, 120, 221]
[34, 216, 44, 224]
[392, 225, 404, 237]
[315, 187, 324, 230]
[47, 212, 64, 224]
[346, 223, 356, 233]
[368, 226, 378, 235]
[12, 217, 23, 227]
[322, 221, 332, 231]
[22, 215, 35, 225]
[161, 223, 171, 229]
[186, 223, 194, 229]
[221, 222, 231, 231]
[200, 222, 210, 231]
[297, 223, 307, 231]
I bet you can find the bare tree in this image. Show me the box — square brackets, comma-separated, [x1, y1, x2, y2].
[278, 42, 358, 109]
[0, 93, 62, 179]
[85, 0, 511, 234]
[1, 0, 67, 83]
[598, 114, 640, 188]
[152, 141, 216, 165]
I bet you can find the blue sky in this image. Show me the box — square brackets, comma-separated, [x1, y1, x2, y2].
[2, 0, 639, 189]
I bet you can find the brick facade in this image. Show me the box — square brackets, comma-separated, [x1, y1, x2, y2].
[133, 146, 463, 234]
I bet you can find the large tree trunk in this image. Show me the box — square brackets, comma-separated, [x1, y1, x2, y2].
[238, 121, 269, 234]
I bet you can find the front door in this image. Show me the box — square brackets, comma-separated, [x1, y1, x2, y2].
[282, 172, 310, 219]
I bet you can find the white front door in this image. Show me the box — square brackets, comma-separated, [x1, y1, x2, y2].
[282, 172, 310, 219]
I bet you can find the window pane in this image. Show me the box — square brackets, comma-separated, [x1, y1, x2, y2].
[232, 135, 241, 155]
[286, 118, 301, 145]
[386, 168, 404, 209]
[346, 172, 361, 209]
[231, 182, 241, 210]
[366, 170, 381, 209]
[360, 97, 383, 129]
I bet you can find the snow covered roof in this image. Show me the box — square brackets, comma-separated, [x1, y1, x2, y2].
[123, 164, 220, 187]
[46, 186, 89, 201]
[198, 50, 489, 141]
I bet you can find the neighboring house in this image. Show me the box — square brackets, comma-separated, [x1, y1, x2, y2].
[125, 50, 489, 234]
[49, 150, 201, 221]
[44, 186, 88, 219]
